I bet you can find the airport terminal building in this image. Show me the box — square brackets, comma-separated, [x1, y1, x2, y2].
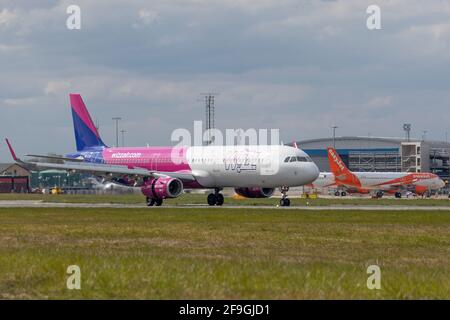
[296, 137, 450, 181]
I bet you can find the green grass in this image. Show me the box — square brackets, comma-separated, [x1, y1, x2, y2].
[0, 207, 449, 299]
[1, 193, 450, 206]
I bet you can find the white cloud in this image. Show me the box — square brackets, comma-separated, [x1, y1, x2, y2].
[1, 0, 450, 159]
[0, 43, 27, 52]
[44, 80, 72, 95]
[4, 96, 41, 106]
[139, 9, 159, 25]
[133, 9, 159, 28]
[0, 8, 16, 28]
[365, 96, 393, 108]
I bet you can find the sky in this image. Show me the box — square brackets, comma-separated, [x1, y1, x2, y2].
[1, 0, 450, 160]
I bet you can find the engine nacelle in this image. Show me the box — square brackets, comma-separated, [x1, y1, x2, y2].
[413, 185, 428, 195]
[141, 177, 184, 199]
[234, 187, 275, 198]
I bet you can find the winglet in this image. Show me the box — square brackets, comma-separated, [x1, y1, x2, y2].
[5, 138, 18, 161]
[292, 141, 298, 149]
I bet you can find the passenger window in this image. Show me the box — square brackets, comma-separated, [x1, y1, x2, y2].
[284, 157, 290, 162]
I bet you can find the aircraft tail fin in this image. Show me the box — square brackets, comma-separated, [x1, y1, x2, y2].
[70, 94, 107, 151]
[5, 138, 18, 161]
[327, 147, 361, 186]
[327, 147, 350, 175]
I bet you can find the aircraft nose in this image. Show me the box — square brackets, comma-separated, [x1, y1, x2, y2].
[305, 162, 320, 184]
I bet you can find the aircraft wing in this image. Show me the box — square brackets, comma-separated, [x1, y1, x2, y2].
[373, 177, 420, 189]
[28, 161, 196, 181]
[5, 138, 196, 182]
[25, 154, 84, 162]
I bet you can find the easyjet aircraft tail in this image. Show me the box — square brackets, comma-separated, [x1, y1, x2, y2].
[327, 147, 361, 186]
[70, 93, 107, 151]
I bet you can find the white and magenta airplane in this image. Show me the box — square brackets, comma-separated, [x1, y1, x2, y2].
[309, 147, 445, 198]
[5, 94, 319, 207]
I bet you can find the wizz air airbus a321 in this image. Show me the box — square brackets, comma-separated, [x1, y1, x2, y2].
[311, 147, 445, 198]
[5, 94, 319, 207]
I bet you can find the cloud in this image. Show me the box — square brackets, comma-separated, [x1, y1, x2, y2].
[0, 8, 16, 28]
[44, 80, 72, 95]
[365, 96, 393, 108]
[0, 43, 27, 52]
[0, 0, 450, 159]
[137, 9, 159, 26]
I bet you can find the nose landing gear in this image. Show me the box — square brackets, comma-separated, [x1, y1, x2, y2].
[207, 188, 224, 206]
[279, 186, 291, 207]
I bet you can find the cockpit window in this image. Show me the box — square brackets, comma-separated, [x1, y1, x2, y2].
[286, 156, 313, 163]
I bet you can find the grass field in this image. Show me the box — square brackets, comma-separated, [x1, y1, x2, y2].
[0, 207, 449, 299]
[1, 193, 450, 206]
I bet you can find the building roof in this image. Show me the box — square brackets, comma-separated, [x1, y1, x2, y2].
[297, 136, 412, 145]
[0, 163, 30, 174]
[296, 136, 450, 150]
[0, 163, 14, 173]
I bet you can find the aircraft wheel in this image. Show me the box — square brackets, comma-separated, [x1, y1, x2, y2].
[216, 194, 224, 206]
[280, 198, 290, 207]
[207, 193, 217, 206]
[155, 198, 163, 206]
[395, 192, 402, 199]
[146, 197, 155, 207]
[334, 191, 340, 197]
[341, 191, 347, 197]
[376, 191, 384, 198]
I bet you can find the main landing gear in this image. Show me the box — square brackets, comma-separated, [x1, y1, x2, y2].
[279, 186, 290, 207]
[207, 188, 224, 206]
[146, 197, 163, 206]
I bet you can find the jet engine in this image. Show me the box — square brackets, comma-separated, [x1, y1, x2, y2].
[234, 187, 275, 198]
[413, 185, 429, 195]
[141, 177, 184, 199]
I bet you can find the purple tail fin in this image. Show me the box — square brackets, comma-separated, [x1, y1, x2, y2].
[70, 94, 106, 151]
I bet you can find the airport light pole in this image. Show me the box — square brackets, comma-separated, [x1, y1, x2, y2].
[332, 126, 338, 148]
[121, 129, 126, 147]
[422, 130, 427, 141]
[112, 117, 122, 147]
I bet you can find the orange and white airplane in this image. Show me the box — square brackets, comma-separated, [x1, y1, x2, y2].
[310, 147, 445, 198]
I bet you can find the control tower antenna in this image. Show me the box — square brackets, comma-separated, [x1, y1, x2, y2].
[200, 92, 219, 145]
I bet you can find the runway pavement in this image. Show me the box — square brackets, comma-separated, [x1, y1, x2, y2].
[0, 200, 450, 210]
